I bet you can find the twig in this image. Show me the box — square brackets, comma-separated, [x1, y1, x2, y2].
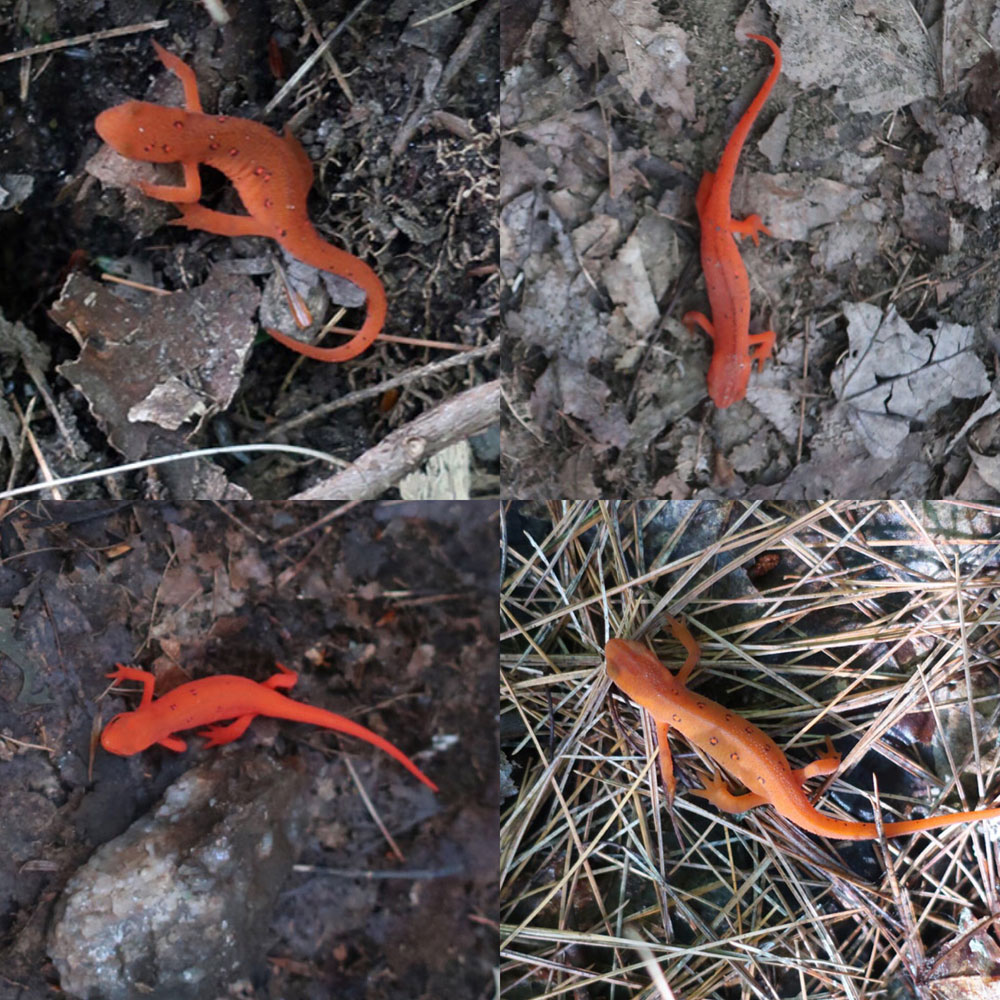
[0, 22, 170, 63]
[10, 397, 62, 500]
[264, 339, 498, 439]
[391, 0, 499, 156]
[343, 757, 405, 862]
[264, 0, 373, 115]
[0, 443, 344, 500]
[291, 380, 499, 499]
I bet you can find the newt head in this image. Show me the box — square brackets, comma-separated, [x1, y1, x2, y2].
[606, 639, 663, 690]
[95, 101, 192, 162]
[100, 712, 154, 755]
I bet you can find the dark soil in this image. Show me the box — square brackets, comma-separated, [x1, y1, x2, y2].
[0, 499, 498, 1000]
[0, 0, 498, 499]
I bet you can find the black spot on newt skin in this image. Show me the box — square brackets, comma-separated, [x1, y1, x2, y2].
[730, 753, 740, 761]
[709, 737, 719, 745]
[757, 777, 765, 785]
[671, 714, 681, 722]
[696, 701, 705, 709]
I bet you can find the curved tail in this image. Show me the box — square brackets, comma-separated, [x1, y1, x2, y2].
[794, 804, 1000, 841]
[710, 34, 782, 194]
[266, 241, 388, 362]
[268, 695, 438, 792]
[881, 807, 1000, 839]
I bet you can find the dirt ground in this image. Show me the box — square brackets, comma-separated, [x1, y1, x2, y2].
[501, 0, 1000, 498]
[0, 500, 498, 1000]
[0, 0, 499, 500]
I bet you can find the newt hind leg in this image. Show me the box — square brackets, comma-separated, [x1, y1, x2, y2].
[792, 736, 841, 783]
[198, 716, 255, 748]
[168, 203, 275, 238]
[729, 213, 772, 247]
[690, 771, 767, 813]
[748, 329, 776, 369]
[197, 664, 298, 747]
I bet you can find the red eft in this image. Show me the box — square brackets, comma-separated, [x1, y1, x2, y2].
[605, 618, 1000, 840]
[101, 662, 438, 792]
[682, 34, 781, 408]
[94, 41, 386, 362]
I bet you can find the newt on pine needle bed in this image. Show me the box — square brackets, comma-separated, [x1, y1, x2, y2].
[606, 617, 1000, 839]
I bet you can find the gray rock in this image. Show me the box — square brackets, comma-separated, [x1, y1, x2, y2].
[49, 752, 306, 1000]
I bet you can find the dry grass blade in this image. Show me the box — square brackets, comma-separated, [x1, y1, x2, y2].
[500, 500, 1000, 999]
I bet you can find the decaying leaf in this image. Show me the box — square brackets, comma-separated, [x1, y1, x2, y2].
[563, 0, 694, 117]
[50, 266, 259, 457]
[830, 302, 988, 459]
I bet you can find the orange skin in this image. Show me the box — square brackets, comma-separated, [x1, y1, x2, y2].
[682, 34, 781, 408]
[101, 662, 438, 793]
[94, 41, 386, 362]
[606, 618, 1000, 840]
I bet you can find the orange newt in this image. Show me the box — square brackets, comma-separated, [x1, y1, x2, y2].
[101, 662, 438, 792]
[682, 34, 781, 408]
[605, 618, 1000, 840]
[94, 41, 386, 362]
